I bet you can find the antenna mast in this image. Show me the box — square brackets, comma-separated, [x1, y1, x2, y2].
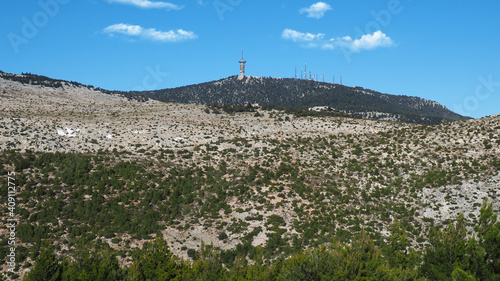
[238, 50, 246, 79]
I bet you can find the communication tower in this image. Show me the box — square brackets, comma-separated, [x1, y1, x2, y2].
[238, 50, 246, 79]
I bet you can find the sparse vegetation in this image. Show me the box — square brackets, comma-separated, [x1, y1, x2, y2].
[0, 72, 499, 280]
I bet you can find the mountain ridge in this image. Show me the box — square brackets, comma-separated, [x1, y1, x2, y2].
[0, 71, 468, 124]
[125, 75, 468, 124]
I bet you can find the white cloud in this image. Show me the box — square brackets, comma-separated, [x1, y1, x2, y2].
[282, 28, 395, 52]
[350, 31, 395, 51]
[104, 23, 143, 36]
[103, 23, 197, 42]
[299, 2, 332, 19]
[108, 0, 183, 10]
[281, 29, 325, 42]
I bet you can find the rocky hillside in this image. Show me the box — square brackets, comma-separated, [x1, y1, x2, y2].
[0, 71, 468, 124]
[0, 74, 499, 280]
[126, 75, 468, 124]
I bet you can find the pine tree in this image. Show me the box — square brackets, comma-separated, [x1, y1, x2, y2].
[128, 237, 183, 281]
[452, 267, 478, 281]
[475, 200, 500, 279]
[184, 242, 228, 281]
[61, 248, 125, 281]
[384, 221, 420, 270]
[24, 241, 61, 281]
[420, 214, 483, 280]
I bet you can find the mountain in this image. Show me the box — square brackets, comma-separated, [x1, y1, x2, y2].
[125, 75, 469, 124]
[1, 70, 500, 280]
[0, 71, 468, 124]
[0, 71, 148, 102]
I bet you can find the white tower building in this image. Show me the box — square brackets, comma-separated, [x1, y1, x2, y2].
[238, 50, 246, 79]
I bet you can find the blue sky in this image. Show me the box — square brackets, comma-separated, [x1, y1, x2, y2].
[1, 0, 499, 118]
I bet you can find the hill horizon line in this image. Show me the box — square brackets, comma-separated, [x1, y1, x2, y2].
[0, 70, 471, 124]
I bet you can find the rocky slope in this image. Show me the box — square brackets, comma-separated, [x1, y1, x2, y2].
[0, 71, 468, 124]
[0, 75, 499, 279]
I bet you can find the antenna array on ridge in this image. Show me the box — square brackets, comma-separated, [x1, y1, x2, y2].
[292, 62, 342, 85]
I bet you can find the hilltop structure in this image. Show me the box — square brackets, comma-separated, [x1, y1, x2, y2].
[238, 50, 246, 79]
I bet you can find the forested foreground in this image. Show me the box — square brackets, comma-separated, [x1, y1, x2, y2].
[19, 201, 500, 281]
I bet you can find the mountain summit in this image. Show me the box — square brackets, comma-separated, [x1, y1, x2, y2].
[126, 76, 468, 124]
[0, 71, 468, 124]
